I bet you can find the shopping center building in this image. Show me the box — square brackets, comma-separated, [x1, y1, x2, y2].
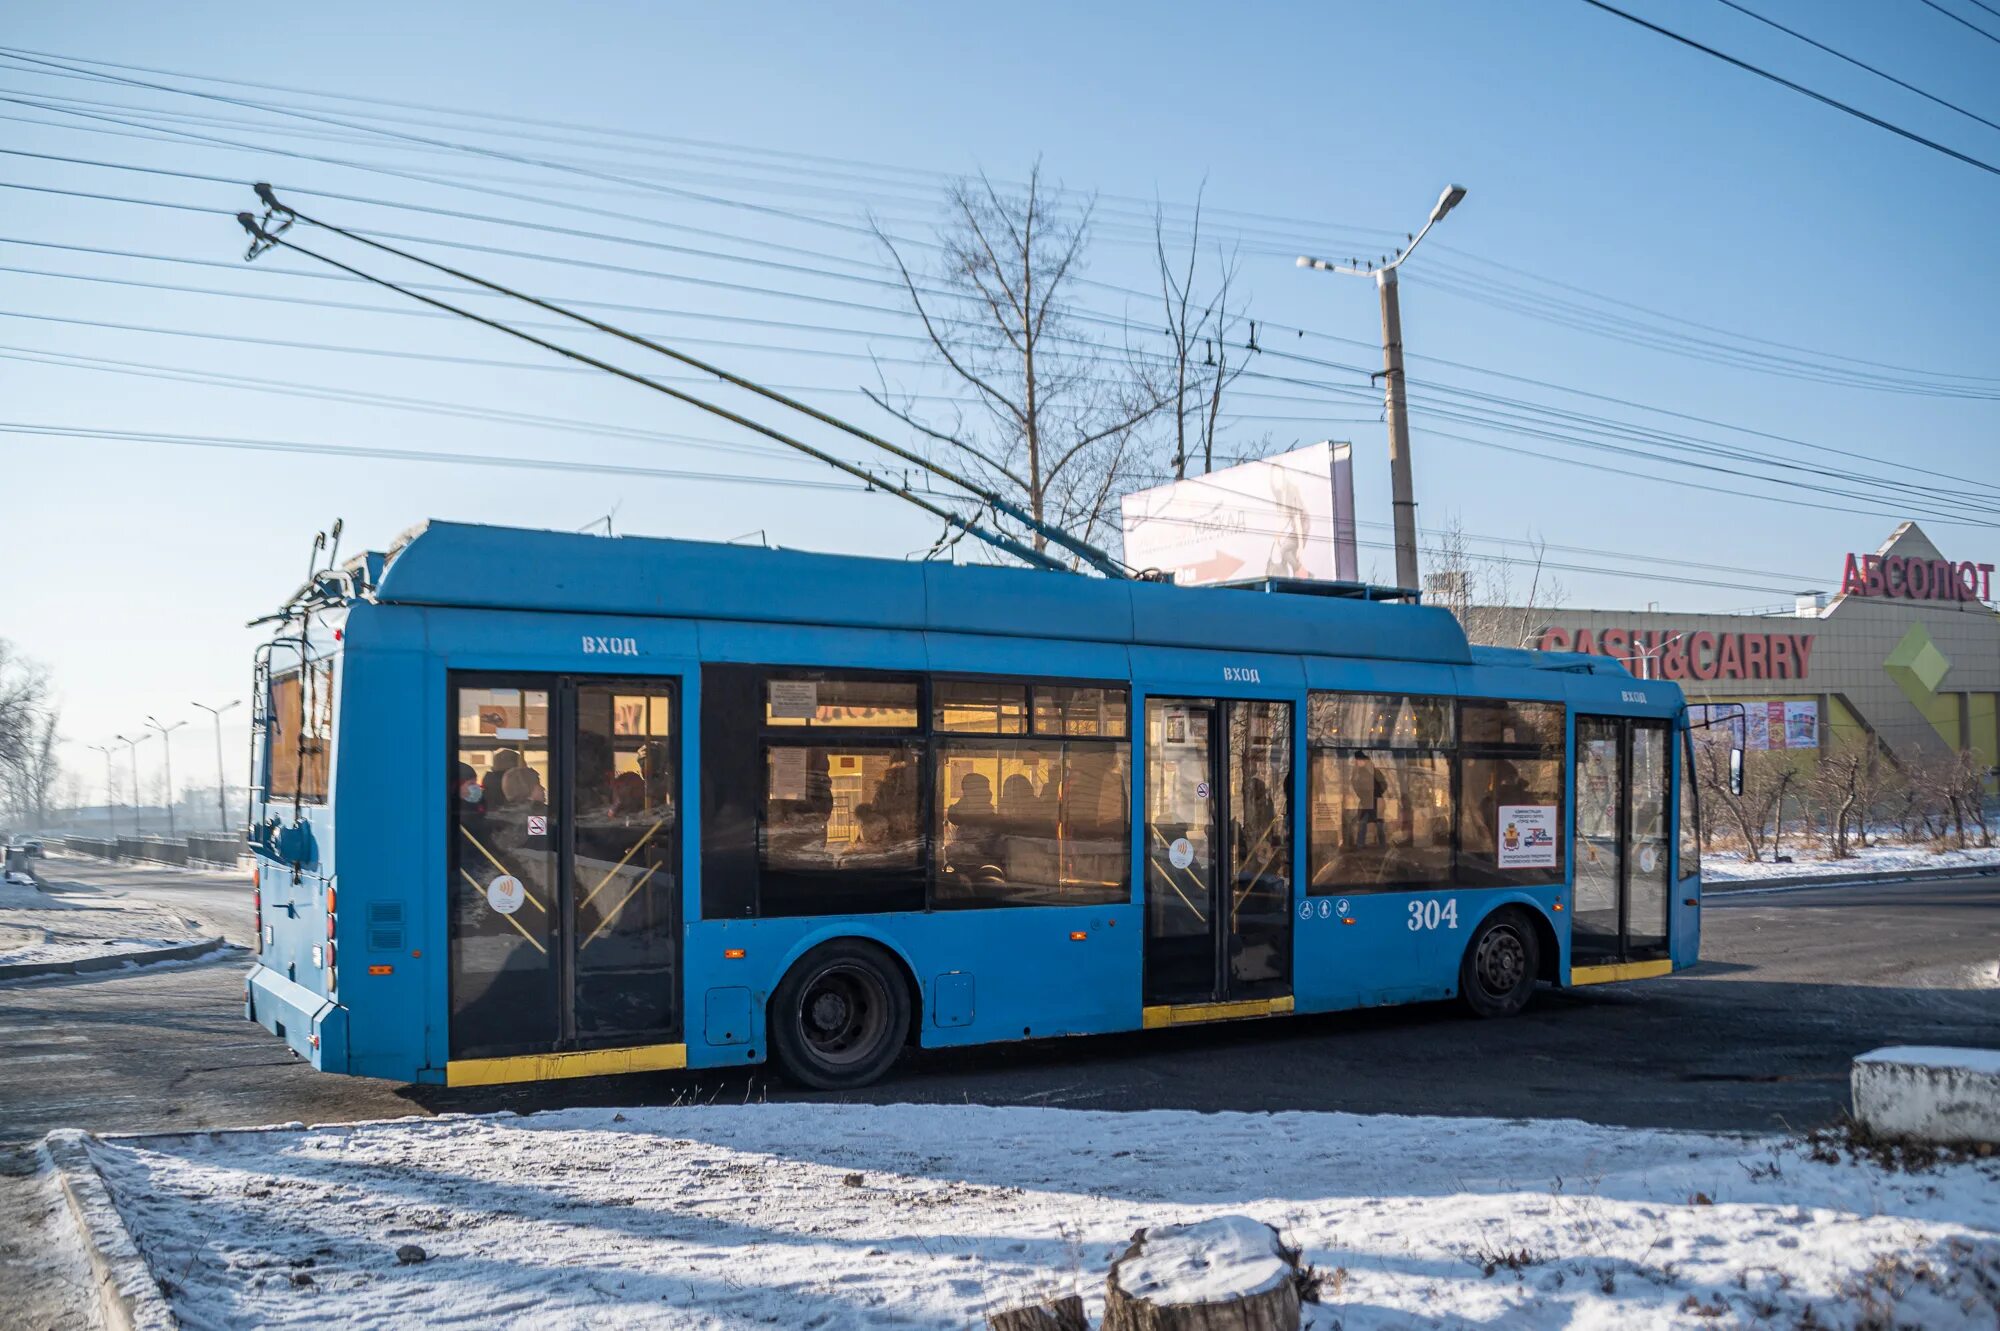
[1525, 523, 1998, 779]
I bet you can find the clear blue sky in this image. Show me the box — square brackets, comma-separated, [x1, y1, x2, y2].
[3, 0, 1995, 802]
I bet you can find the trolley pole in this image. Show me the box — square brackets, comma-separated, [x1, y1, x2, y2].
[192, 700, 241, 833]
[1376, 265, 1419, 594]
[1297, 184, 1467, 597]
[147, 717, 187, 841]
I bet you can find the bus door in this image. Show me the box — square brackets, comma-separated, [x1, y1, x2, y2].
[449, 675, 682, 1061]
[1571, 715, 1671, 969]
[1142, 697, 1294, 1008]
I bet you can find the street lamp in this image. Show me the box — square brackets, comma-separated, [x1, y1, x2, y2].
[86, 743, 118, 837]
[117, 732, 152, 838]
[146, 716, 188, 841]
[191, 700, 241, 834]
[1297, 184, 1468, 595]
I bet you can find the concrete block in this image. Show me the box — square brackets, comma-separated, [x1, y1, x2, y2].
[1851, 1046, 2000, 1146]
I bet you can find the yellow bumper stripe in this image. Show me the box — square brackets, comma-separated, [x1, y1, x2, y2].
[445, 1041, 687, 1087]
[1142, 995, 1295, 1029]
[1568, 959, 1674, 987]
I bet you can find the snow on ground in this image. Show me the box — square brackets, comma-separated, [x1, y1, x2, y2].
[1702, 841, 2000, 883]
[83, 1103, 2000, 1329]
[0, 875, 204, 969]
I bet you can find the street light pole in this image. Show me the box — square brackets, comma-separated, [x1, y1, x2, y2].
[118, 733, 151, 837]
[1298, 184, 1468, 596]
[147, 717, 188, 841]
[86, 743, 117, 837]
[191, 700, 241, 833]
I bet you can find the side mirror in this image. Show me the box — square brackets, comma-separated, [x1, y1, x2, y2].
[1729, 747, 1745, 797]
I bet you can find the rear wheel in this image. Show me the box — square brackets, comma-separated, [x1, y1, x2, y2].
[769, 940, 910, 1089]
[1459, 908, 1540, 1019]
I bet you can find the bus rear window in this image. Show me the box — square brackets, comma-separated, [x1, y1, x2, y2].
[268, 662, 333, 803]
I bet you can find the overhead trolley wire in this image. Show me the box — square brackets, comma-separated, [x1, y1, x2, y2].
[226, 206, 1075, 574]
[245, 187, 1135, 576]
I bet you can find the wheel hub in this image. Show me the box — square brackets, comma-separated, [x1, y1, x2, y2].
[1478, 929, 1526, 993]
[808, 990, 850, 1034]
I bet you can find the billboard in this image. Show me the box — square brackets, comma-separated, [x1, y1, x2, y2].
[1119, 441, 1359, 586]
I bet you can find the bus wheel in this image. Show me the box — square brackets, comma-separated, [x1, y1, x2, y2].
[770, 940, 910, 1090]
[1459, 909, 1539, 1019]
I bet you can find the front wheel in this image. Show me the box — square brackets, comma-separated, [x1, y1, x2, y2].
[769, 940, 910, 1089]
[1459, 909, 1540, 1019]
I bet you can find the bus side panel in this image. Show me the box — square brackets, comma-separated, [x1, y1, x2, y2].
[329, 632, 438, 1081]
[682, 905, 1142, 1068]
[1292, 887, 1566, 1012]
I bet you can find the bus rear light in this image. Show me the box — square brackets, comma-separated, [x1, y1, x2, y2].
[326, 887, 336, 914]
[310, 1033, 320, 1049]
[326, 915, 336, 939]
[324, 941, 336, 969]
[723, 948, 746, 960]
[1069, 931, 1087, 941]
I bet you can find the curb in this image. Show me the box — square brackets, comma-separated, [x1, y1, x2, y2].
[0, 937, 232, 985]
[1704, 863, 1999, 895]
[38, 1131, 178, 1331]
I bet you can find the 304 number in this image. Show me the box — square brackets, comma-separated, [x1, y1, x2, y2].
[1407, 898, 1459, 931]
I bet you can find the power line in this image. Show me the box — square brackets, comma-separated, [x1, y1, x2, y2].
[1578, 0, 2000, 177]
[1911, 0, 2000, 45]
[1709, 0, 2000, 138]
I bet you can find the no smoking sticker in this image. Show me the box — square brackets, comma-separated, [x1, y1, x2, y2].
[528, 815, 548, 837]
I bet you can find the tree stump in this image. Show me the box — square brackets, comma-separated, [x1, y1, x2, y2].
[1102, 1216, 1307, 1331]
[986, 1292, 1089, 1331]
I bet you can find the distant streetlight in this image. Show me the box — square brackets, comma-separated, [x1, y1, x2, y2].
[86, 743, 118, 837]
[190, 700, 241, 834]
[146, 716, 189, 841]
[117, 732, 152, 837]
[1296, 184, 1468, 595]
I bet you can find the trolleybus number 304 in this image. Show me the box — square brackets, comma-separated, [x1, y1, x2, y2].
[1408, 899, 1460, 931]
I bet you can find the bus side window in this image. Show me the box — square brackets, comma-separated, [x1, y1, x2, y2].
[1455, 700, 1566, 888]
[1304, 692, 1454, 893]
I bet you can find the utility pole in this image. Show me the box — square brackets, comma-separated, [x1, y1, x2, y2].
[1298, 184, 1467, 595]
[147, 717, 187, 841]
[191, 700, 241, 833]
[86, 743, 117, 837]
[118, 733, 151, 837]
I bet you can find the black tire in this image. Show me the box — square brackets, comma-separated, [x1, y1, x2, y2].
[1459, 908, 1540, 1019]
[769, 939, 911, 1090]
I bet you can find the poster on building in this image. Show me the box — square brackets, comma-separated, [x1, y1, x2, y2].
[1784, 700, 1819, 749]
[1497, 804, 1559, 868]
[1766, 701, 1789, 750]
[1743, 706, 1769, 751]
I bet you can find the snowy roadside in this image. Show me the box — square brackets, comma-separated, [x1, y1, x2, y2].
[0, 875, 218, 975]
[1702, 841, 2000, 884]
[77, 1103, 2000, 1329]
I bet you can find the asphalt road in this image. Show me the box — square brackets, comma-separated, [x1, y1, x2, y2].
[1, 858, 1995, 1150]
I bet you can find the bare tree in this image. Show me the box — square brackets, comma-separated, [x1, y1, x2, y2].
[0, 641, 57, 829]
[1806, 738, 1882, 859]
[870, 165, 1174, 559]
[1425, 517, 1567, 648]
[1152, 193, 1250, 480]
[1696, 738, 1794, 862]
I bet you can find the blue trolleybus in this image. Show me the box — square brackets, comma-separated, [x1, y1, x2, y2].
[244, 521, 1703, 1089]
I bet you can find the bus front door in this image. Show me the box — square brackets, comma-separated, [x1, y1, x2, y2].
[1571, 715, 1672, 972]
[1142, 697, 1294, 1012]
[449, 675, 682, 1070]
